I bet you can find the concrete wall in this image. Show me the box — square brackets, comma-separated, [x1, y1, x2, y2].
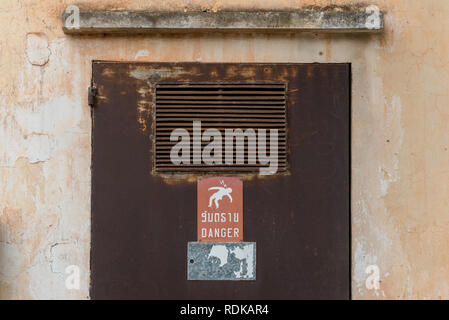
[1, 0, 448, 299]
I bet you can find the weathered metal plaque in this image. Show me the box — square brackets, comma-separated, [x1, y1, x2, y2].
[197, 177, 243, 242]
[188, 242, 256, 280]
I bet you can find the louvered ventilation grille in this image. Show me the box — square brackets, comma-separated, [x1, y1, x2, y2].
[154, 83, 288, 173]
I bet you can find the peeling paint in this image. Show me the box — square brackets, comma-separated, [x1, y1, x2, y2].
[26, 33, 51, 66]
[0, 96, 82, 166]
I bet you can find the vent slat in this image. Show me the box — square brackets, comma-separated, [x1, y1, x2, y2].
[156, 123, 286, 128]
[155, 149, 285, 152]
[155, 162, 288, 166]
[156, 106, 285, 110]
[155, 144, 286, 148]
[157, 90, 284, 95]
[157, 97, 285, 102]
[157, 100, 284, 105]
[156, 168, 287, 173]
[154, 131, 287, 136]
[157, 84, 285, 89]
[157, 114, 286, 119]
[156, 144, 286, 148]
[154, 83, 288, 173]
[155, 109, 285, 114]
[156, 156, 286, 159]
[156, 117, 285, 122]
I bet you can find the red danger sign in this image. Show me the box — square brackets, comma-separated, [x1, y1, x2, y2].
[197, 177, 243, 242]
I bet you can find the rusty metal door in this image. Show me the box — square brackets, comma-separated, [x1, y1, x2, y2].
[91, 62, 350, 299]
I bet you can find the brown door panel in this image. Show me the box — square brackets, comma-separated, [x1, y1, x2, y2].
[91, 62, 350, 299]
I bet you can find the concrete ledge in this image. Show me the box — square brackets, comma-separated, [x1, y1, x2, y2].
[62, 6, 384, 35]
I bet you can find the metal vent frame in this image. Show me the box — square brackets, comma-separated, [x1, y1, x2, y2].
[153, 82, 288, 174]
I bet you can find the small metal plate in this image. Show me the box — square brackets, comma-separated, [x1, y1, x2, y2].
[188, 242, 256, 280]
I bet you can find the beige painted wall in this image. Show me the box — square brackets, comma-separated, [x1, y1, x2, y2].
[0, 0, 448, 299]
